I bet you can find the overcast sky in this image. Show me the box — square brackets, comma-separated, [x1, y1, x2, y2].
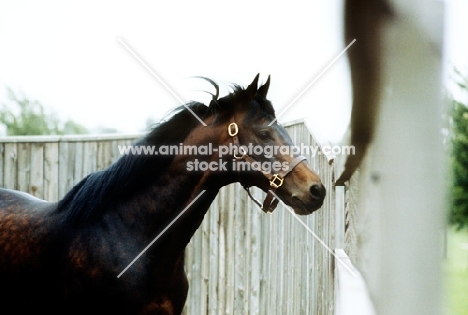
[0, 1, 466, 142]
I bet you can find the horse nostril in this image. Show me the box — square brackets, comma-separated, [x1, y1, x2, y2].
[309, 184, 325, 201]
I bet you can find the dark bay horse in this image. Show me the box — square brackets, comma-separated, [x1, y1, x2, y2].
[0, 74, 325, 315]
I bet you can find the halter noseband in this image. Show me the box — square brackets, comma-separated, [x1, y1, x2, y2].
[227, 119, 307, 214]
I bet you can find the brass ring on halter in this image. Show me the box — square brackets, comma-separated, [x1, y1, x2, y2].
[234, 146, 247, 159]
[228, 123, 238, 136]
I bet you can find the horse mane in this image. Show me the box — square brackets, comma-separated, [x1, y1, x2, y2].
[56, 79, 275, 226]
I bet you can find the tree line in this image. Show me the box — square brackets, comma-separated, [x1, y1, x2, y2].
[449, 69, 468, 230]
[0, 88, 88, 136]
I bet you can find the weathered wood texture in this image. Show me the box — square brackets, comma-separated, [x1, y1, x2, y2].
[0, 134, 139, 199]
[0, 122, 336, 315]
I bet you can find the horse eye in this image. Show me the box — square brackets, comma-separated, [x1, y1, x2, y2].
[257, 131, 273, 141]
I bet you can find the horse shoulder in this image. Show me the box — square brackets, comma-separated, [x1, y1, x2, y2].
[0, 188, 57, 263]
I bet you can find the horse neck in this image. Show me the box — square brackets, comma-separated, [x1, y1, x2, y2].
[119, 124, 237, 258]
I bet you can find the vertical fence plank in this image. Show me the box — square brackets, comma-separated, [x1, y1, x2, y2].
[3, 143, 17, 190]
[30, 142, 44, 198]
[44, 142, 59, 201]
[217, 189, 226, 315]
[17, 142, 30, 194]
[191, 220, 202, 314]
[249, 197, 261, 315]
[208, 201, 219, 315]
[225, 183, 235, 315]
[83, 141, 97, 176]
[233, 183, 245, 315]
[58, 141, 73, 199]
[73, 142, 84, 185]
[200, 210, 209, 314]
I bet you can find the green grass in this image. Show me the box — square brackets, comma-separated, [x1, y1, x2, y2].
[445, 227, 468, 315]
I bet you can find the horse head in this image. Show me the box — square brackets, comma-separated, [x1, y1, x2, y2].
[187, 74, 326, 215]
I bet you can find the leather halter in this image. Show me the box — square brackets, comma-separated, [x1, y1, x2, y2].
[227, 119, 307, 214]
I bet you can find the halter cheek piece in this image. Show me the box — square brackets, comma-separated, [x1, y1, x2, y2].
[228, 119, 307, 214]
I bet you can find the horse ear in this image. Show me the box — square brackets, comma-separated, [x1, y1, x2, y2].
[245, 73, 260, 99]
[257, 75, 270, 98]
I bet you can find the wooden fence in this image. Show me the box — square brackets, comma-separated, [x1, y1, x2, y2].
[0, 134, 139, 201]
[0, 121, 336, 315]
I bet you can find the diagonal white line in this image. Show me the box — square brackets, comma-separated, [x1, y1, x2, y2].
[118, 38, 207, 126]
[269, 39, 357, 126]
[117, 190, 206, 278]
[269, 190, 358, 277]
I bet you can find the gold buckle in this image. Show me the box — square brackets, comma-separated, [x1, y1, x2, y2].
[269, 174, 283, 189]
[228, 123, 238, 136]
